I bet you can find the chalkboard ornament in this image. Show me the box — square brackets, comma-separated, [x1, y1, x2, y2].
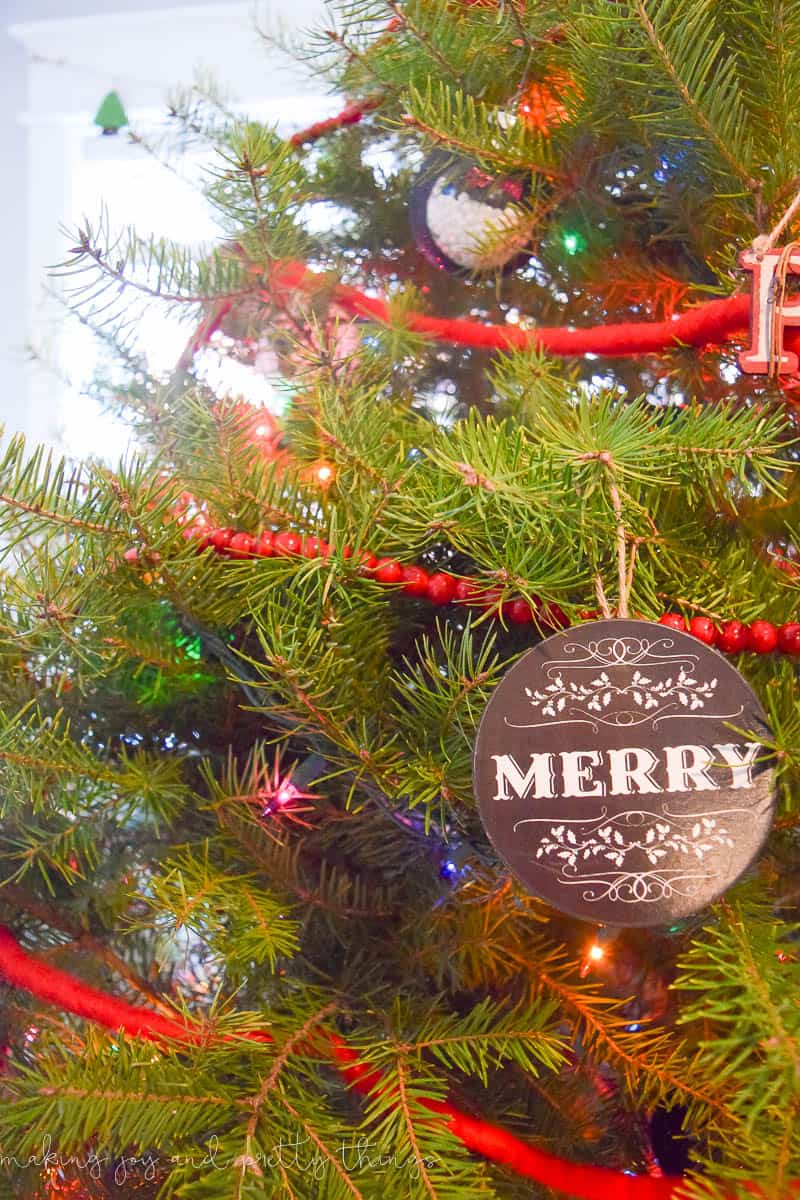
[473, 620, 776, 927]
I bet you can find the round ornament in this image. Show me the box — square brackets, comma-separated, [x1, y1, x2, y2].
[409, 151, 533, 275]
[473, 619, 776, 927]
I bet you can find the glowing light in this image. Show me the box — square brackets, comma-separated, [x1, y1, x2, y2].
[580, 941, 606, 976]
[626, 1022, 641, 1032]
[562, 231, 585, 256]
[274, 781, 300, 808]
[440, 860, 459, 880]
[258, 755, 317, 821]
[312, 460, 336, 487]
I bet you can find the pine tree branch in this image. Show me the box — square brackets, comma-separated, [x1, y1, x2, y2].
[399, 113, 564, 180]
[537, 968, 729, 1119]
[36, 1083, 242, 1108]
[278, 1094, 367, 1199]
[0, 746, 113, 784]
[325, 28, 398, 95]
[441, 668, 492, 731]
[242, 1003, 338, 1145]
[67, 227, 255, 307]
[274, 1156, 302, 1200]
[0, 493, 118, 537]
[631, 0, 759, 193]
[394, 1056, 438, 1200]
[385, 1, 462, 83]
[720, 901, 800, 1081]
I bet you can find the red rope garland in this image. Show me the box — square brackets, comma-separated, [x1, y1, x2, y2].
[289, 99, 382, 148]
[0, 925, 681, 1199]
[267, 261, 793, 361]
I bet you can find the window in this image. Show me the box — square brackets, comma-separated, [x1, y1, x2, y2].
[9, 0, 332, 457]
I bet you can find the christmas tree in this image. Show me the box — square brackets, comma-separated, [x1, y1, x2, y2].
[2, 2, 800, 1197]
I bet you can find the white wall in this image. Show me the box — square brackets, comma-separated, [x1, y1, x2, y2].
[1, 0, 332, 451]
[0, 3, 30, 443]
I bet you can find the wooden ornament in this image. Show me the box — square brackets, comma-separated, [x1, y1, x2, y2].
[739, 244, 800, 375]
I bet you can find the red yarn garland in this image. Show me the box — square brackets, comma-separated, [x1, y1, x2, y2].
[172, 521, 800, 658]
[289, 99, 382, 148]
[267, 261, 800, 364]
[0, 925, 678, 1199]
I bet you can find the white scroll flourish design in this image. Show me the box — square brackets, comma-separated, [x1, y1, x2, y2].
[513, 807, 754, 904]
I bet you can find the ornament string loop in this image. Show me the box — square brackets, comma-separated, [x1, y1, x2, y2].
[767, 240, 800, 378]
[753, 180, 800, 260]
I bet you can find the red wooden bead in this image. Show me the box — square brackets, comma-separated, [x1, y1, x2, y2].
[401, 565, 429, 596]
[777, 622, 800, 655]
[255, 532, 275, 557]
[273, 531, 302, 556]
[478, 588, 504, 613]
[717, 620, 749, 654]
[342, 545, 353, 559]
[506, 598, 534, 624]
[747, 620, 778, 654]
[540, 601, 570, 630]
[427, 572, 457, 605]
[209, 527, 235, 552]
[303, 536, 330, 558]
[454, 579, 479, 604]
[374, 558, 403, 584]
[658, 613, 687, 632]
[228, 532, 256, 558]
[688, 616, 718, 646]
[356, 553, 378, 575]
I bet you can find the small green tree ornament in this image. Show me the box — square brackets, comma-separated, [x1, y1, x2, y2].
[93, 91, 128, 135]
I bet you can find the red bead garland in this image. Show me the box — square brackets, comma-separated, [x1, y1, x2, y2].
[778, 622, 800, 655]
[687, 616, 717, 646]
[175, 522, 800, 657]
[747, 620, 779, 655]
[717, 619, 749, 654]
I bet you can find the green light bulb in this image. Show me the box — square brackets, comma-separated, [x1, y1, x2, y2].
[562, 231, 584, 256]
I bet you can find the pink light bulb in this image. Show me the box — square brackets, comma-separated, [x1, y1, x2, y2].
[275, 781, 300, 807]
